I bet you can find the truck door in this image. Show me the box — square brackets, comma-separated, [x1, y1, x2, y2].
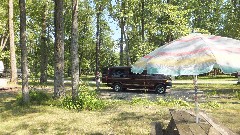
[101, 68, 108, 83]
[128, 69, 146, 89]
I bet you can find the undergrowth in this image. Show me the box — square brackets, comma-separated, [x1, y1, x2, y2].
[200, 101, 221, 109]
[61, 83, 106, 111]
[15, 82, 232, 111]
[16, 90, 50, 105]
[156, 97, 191, 107]
[235, 91, 240, 100]
[130, 96, 192, 108]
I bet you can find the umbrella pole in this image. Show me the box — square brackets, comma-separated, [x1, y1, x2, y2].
[194, 75, 199, 123]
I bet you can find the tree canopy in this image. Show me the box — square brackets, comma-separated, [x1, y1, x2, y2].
[0, 0, 239, 77]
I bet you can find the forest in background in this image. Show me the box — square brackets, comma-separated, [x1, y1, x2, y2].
[0, 0, 239, 76]
[0, 2, 240, 133]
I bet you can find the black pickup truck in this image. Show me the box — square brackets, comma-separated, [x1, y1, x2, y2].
[102, 66, 172, 94]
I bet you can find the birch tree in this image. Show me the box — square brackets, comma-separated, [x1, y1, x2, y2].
[71, 0, 79, 100]
[40, 1, 48, 84]
[54, 0, 65, 98]
[8, 0, 17, 83]
[19, 0, 29, 103]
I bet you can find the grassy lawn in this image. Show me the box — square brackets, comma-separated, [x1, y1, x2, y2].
[0, 91, 171, 134]
[174, 74, 237, 80]
[0, 75, 240, 134]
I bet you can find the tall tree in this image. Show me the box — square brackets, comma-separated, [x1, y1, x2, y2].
[19, 0, 29, 103]
[8, 0, 17, 83]
[54, 0, 65, 98]
[0, 32, 8, 53]
[220, 0, 240, 39]
[141, 0, 144, 41]
[109, 0, 128, 66]
[119, 0, 125, 66]
[71, 0, 79, 100]
[0, 0, 9, 59]
[40, 1, 48, 84]
[95, 3, 102, 74]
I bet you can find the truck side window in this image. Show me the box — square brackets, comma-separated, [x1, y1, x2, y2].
[112, 69, 125, 78]
[129, 69, 146, 75]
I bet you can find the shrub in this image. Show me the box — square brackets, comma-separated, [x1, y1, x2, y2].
[206, 90, 217, 97]
[156, 97, 191, 107]
[235, 91, 240, 100]
[61, 83, 105, 111]
[201, 101, 221, 109]
[131, 97, 153, 105]
[16, 90, 50, 105]
[172, 99, 191, 107]
[30, 90, 50, 104]
[156, 98, 168, 106]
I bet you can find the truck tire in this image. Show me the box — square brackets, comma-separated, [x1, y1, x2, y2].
[113, 83, 122, 92]
[155, 84, 166, 94]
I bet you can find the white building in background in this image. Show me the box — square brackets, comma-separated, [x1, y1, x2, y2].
[0, 61, 4, 77]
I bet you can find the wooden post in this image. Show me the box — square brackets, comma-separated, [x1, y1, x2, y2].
[151, 122, 163, 135]
[194, 75, 199, 123]
[166, 117, 176, 135]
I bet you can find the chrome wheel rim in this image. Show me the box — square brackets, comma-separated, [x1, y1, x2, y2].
[157, 86, 164, 94]
[114, 85, 120, 91]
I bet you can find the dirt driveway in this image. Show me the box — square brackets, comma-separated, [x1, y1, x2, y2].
[97, 88, 204, 102]
[97, 78, 238, 102]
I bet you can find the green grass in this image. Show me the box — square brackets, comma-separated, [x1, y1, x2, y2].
[0, 91, 171, 134]
[175, 74, 237, 80]
[173, 83, 239, 90]
[1, 76, 240, 134]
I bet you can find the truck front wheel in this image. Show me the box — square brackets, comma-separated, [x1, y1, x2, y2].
[113, 83, 122, 92]
[155, 84, 166, 94]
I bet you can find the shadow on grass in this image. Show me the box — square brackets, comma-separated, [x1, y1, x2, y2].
[110, 111, 170, 132]
[113, 110, 170, 122]
[1, 117, 75, 135]
[85, 133, 104, 135]
[198, 75, 236, 80]
[0, 90, 70, 135]
[0, 90, 44, 122]
[27, 122, 49, 134]
[22, 78, 95, 88]
[97, 88, 157, 94]
[173, 83, 240, 92]
[175, 75, 236, 80]
[112, 112, 143, 122]
[17, 81, 54, 87]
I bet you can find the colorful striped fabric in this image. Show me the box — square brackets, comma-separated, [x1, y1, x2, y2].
[131, 33, 240, 76]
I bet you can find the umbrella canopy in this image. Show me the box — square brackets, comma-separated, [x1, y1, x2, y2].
[131, 33, 240, 76]
[132, 33, 240, 123]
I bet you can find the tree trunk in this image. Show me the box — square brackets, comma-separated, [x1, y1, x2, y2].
[95, 5, 101, 74]
[54, 0, 65, 98]
[0, 33, 8, 52]
[71, 0, 79, 100]
[8, 0, 17, 84]
[120, 0, 125, 66]
[120, 17, 124, 66]
[0, 26, 9, 52]
[123, 27, 130, 66]
[19, 0, 29, 103]
[141, 0, 144, 41]
[141, 0, 146, 55]
[40, 1, 48, 84]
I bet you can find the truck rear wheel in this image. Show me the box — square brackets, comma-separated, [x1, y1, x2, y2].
[113, 83, 122, 92]
[155, 84, 166, 94]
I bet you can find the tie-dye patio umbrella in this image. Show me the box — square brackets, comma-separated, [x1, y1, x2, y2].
[131, 33, 240, 123]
